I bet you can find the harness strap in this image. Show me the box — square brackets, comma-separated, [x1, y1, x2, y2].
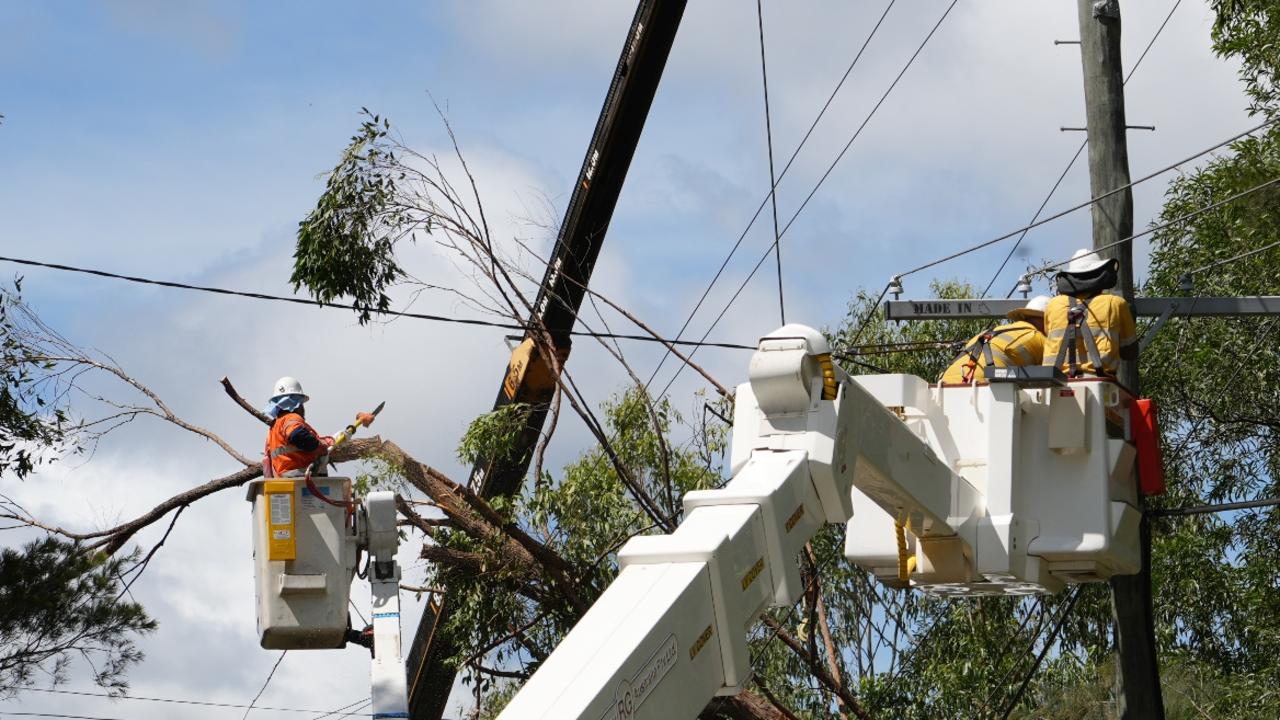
[961, 327, 1023, 383]
[1053, 300, 1079, 376]
[1052, 297, 1107, 377]
[1076, 298, 1107, 372]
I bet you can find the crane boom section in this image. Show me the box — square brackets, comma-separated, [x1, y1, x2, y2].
[498, 325, 977, 718]
[501, 323, 1144, 717]
[407, 4, 687, 716]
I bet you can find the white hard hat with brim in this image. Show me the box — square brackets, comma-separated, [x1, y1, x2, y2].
[1006, 294, 1050, 321]
[1063, 248, 1113, 275]
[270, 376, 310, 404]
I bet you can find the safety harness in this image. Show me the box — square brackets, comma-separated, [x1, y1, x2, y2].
[958, 326, 1028, 384]
[1052, 296, 1106, 378]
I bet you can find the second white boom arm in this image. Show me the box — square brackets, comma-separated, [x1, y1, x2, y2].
[498, 325, 978, 719]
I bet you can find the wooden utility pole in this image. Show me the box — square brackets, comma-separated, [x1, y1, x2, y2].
[1076, 1, 1164, 716]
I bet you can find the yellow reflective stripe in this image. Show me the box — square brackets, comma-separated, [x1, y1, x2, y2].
[270, 444, 300, 459]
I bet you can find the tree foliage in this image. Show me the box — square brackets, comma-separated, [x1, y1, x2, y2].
[1134, 2, 1280, 713]
[1214, 0, 1280, 119]
[293, 111, 411, 324]
[430, 389, 728, 712]
[0, 281, 75, 480]
[0, 538, 155, 697]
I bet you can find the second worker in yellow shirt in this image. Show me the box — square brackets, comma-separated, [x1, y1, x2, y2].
[940, 295, 1050, 384]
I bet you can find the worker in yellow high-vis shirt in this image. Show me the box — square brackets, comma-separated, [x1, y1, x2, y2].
[1042, 249, 1138, 379]
[940, 295, 1049, 385]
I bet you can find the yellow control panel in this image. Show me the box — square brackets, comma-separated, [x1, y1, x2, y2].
[264, 480, 297, 561]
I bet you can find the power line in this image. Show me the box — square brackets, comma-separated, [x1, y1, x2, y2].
[311, 697, 373, 719]
[654, 0, 956, 399]
[1187, 238, 1280, 276]
[841, 284, 892, 355]
[0, 254, 757, 351]
[775, 0, 958, 244]
[243, 651, 287, 720]
[755, 0, 784, 326]
[1029, 175, 1280, 276]
[981, 0, 1185, 297]
[998, 586, 1083, 720]
[0, 707, 130, 712]
[332, 699, 371, 719]
[643, 0, 898, 388]
[1153, 496, 1280, 518]
[975, 597, 1052, 714]
[899, 117, 1279, 280]
[3, 686, 341, 714]
[0, 253, 959, 361]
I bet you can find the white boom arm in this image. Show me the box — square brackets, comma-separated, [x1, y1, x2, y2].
[364, 491, 409, 718]
[498, 325, 977, 719]
[499, 321, 1143, 718]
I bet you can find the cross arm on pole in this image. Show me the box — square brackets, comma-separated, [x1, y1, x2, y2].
[883, 297, 1280, 321]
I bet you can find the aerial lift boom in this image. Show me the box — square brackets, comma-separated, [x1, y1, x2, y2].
[498, 323, 1143, 719]
[246, 478, 411, 718]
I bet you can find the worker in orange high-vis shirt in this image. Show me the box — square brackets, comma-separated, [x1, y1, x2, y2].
[262, 376, 375, 478]
[1042, 248, 1138, 379]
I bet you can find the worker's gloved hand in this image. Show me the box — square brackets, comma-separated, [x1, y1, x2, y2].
[357, 411, 376, 427]
[321, 435, 335, 449]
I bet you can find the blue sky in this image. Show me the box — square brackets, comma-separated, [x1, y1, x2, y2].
[0, 1, 1256, 717]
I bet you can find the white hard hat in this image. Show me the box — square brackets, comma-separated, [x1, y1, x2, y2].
[1063, 248, 1113, 275]
[270, 376, 310, 403]
[1007, 295, 1050, 321]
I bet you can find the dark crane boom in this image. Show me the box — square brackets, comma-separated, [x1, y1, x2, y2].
[405, 3, 687, 717]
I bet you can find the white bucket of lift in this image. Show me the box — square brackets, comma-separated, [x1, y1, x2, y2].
[246, 476, 358, 649]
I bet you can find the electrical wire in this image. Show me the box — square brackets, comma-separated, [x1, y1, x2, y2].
[2, 686, 343, 714]
[643, 0, 898, 388]
[1187, 238, 1280, 276]
[242, 651, 287, 720]
[653, 1, 956, 398]
[972, 597, 1052, 713]
[981, 0, 1185, 297]
[898, 117, 1279, 280]
[311, 697, 373, 719]
[998, 587, 1083, 720]
[0, 707, 129, 712]
[755, 0, 784, 326]
[349, 599, 369, 626]
[775, 0, 957, 245]
[333, 699, 371, 719]
[1028, 175, 1280, 277]
[1152, 496, 1280, 518]
[0, 254, 758, 351]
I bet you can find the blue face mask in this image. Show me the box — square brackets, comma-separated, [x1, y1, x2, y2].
[263, 394, 305, 420]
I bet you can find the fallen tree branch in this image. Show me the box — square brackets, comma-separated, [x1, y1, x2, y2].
[379, 439, 590, 616]
[222, 376, 272, 426]
[28, 355, 256, 467]
[760, 616, 871, 720]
